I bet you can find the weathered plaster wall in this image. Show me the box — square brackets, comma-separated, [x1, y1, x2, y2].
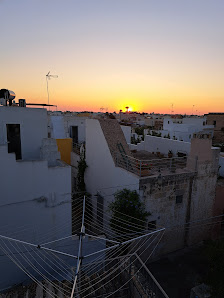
[206, 114, 224, 144]
[139, 137, 220, 257]
[186, 137, 220, 245]
[140, 173, 193, 256]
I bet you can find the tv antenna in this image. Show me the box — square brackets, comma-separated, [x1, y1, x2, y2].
[46, 71, 58, 105]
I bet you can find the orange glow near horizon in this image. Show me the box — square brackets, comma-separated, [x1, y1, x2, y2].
[17, 90, 223, 115]
[10, 70, 222, 115]
[1, 1, 223, 116]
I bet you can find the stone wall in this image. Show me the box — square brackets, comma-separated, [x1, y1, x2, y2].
[139, 135, 220, 257]
[206, 113, 224, 144]
[140, 172, 194, 255]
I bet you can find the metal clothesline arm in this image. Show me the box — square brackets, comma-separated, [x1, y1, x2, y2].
[0, 234, 78, 259]
[41, 235, 74, 246]
[85, 233, 120, 244]
[84, 228, 165, 259]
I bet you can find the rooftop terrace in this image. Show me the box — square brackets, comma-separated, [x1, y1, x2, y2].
[114, 153, 189, 177]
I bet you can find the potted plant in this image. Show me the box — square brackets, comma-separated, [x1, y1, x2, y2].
[168, 150, 173, 158]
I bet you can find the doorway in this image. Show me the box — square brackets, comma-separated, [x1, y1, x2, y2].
[6, 124, 22, 160]
[70, 126, 78, 144]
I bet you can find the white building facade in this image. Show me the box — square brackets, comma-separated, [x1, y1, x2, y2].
[83, 119, 220, 258]
[49, 114, 86, 143]
[0, 106, 72, 291]
[160, 116, 214, 142]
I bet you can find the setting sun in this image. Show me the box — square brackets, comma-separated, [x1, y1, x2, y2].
[120, 105, 137, 113]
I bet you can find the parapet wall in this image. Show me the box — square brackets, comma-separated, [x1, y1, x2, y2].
[129, 135, 191, 156]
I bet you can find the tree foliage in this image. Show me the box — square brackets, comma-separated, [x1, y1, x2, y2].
[77, 158, 88, 192]
[135, 127, 144, 136]
[109, 189, 150, 237]
[72, 157, 92, 233]
[131, 136, 142, 145]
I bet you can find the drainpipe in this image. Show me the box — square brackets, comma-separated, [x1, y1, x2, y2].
[184, 176, 194, 246]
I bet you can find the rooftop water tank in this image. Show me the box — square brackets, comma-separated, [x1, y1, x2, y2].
[0, 89, 16, 100]
[0, 89, 16, 106]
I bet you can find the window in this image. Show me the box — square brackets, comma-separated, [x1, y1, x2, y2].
[168, 121, 169, 124]
[6, 124, 22, 160]
[213, 120, 216, 127]
[148, 220, 156, 230]
[176, 195, 183, 204]
[70, 126, 78, 143]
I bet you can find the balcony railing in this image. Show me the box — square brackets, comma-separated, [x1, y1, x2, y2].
[114, 153, 187, 177]
[132, 253, 169, 298]
[121, 254, 169, 298]
[72, 142, 85, 156]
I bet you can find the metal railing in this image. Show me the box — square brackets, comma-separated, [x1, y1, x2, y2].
[114, 153, 187, 177]
[132, 254, 169, 298]
[72, 142, 85, 156]
[120, 254, 169, 298]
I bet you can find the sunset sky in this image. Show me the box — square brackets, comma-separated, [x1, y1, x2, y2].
[1, 0, 223, 114]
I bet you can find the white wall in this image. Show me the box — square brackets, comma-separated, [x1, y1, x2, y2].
[50, 115, 66, 138]
[0, 107, 48, 160]
[0, 145, 71, 205]
[85, 119, 139, 203]
[50, 115, 86, 143]
[162, 117, 214, 142]
[0, 144, 72, 290]
[160, 129, 192, 142]
[129, 135, 191, 156]
[120, 125, 131, 144]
